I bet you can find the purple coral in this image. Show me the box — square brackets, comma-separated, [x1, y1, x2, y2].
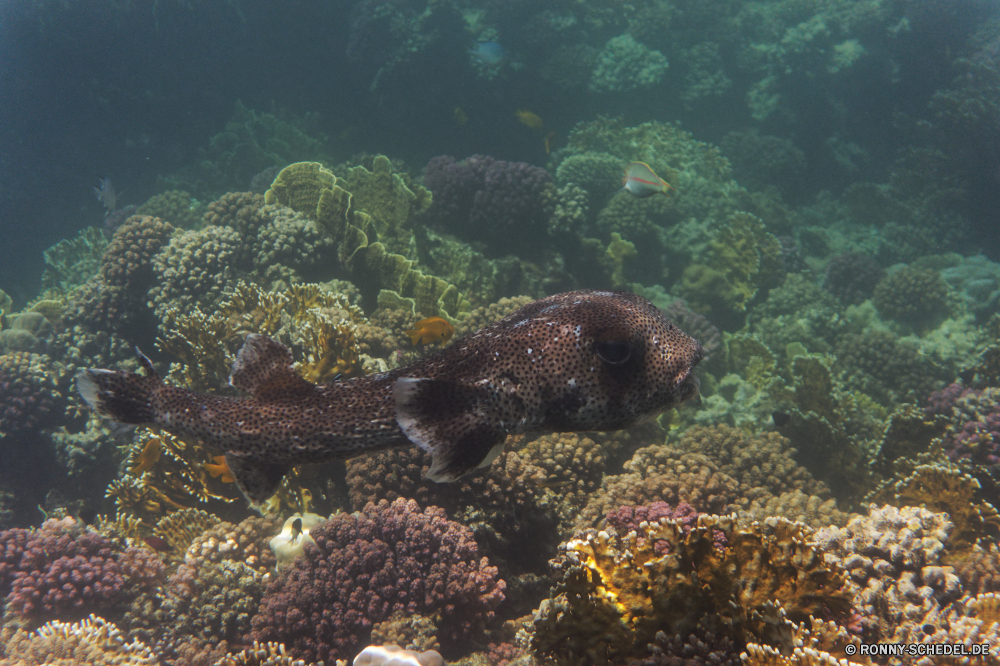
[422, 154, 553, 256]
[606, 502, 701, 555]
[251, 497, 505, 663]
[2, 516, 164, 621]
[927, 384, 1000, 466]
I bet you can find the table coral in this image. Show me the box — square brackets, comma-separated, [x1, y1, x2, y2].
[531, 515, 849, 664]
[250, 498, 505, 663]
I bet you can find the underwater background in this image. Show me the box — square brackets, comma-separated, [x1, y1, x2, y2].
[2, 0, 1000, 664]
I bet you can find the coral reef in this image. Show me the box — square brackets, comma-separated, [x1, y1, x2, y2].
[68, 215, 174, 333]
[823, 252, 885, 306]
[588, 34, 668, 93]
[250, 497, 505, 663]
[0, 351, 65, 436]
[872, 265, 951, 331]
[136, 190, 205, 229]
[1, 517, 164, 624]
[813, 504, 961, 642]
[150, 224, 251, 327]
[0, 614, 158, 666]
[422, 155, 555, 257]
[41, 227, 109, 295]
[369, 611, 441, 652]
[531, 515, 849, 664]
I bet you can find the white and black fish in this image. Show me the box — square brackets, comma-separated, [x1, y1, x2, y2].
[77, 290, 704, 505]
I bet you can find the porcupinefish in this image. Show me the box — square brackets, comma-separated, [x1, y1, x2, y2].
[77, 290, 704, 505]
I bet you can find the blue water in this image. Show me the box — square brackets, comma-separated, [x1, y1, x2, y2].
[2, 0, 1000, 663]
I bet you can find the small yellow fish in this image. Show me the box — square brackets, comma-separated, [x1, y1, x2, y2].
[515, 109, 544, 129]
[405, 316, 455, 346]
[454, 107, 469, 126]
[622, 161, 673, 198]
[205, 455, 236, 484]
[131, 436, 162, 475]
[544, 130, 557, 155]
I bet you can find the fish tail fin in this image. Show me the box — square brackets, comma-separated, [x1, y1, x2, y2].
[77, 348, 162, 424]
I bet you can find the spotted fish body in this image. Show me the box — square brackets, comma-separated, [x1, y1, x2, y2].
[78, 290, 704, 505]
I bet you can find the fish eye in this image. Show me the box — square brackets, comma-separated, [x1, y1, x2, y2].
[595, 341, 632, 365]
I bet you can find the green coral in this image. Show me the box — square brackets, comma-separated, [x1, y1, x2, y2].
[265, 161, 468, 319]
[872, 265, 951, 331]
[41, 227, 109, 294]
[588, 34, 669, 93]
[136, 190, 206, 229]
[161, 101, 330, 196]
[553, 151, 623, 207]
[678, 212, 782, 327]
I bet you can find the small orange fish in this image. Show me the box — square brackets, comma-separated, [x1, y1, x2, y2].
[622, 161, 673, 198]
[205, 455, 235, 483]
[405, 317, 455, 346]
[544, 130, 557, 155]
[131, 436, 162, 475]
[515, 109, 544, 130]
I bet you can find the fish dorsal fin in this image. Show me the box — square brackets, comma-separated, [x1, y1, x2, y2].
[229, 334, 315, 401]
[393, 377, 524, 482]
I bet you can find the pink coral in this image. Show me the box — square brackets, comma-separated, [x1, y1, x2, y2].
[251, 497, 505, 663]
[1, 517, 163, 622]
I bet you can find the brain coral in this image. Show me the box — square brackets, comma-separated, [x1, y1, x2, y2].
[250, 498, 505, 663]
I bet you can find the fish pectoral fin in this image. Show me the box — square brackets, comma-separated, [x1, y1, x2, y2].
[223, 451, 289, 507]
[393, 377, 523, 482]
[229, 334, 316, 401]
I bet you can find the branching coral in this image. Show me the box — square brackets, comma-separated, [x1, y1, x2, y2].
[250, 498, 505, 663]
[531, 515, 849, 664]
[0, 614, 158, 666]
[157, 280, 366, 392]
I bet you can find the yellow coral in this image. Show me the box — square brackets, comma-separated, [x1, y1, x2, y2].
[158, 281, 366, 391]
[532, 515, 849, 664]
